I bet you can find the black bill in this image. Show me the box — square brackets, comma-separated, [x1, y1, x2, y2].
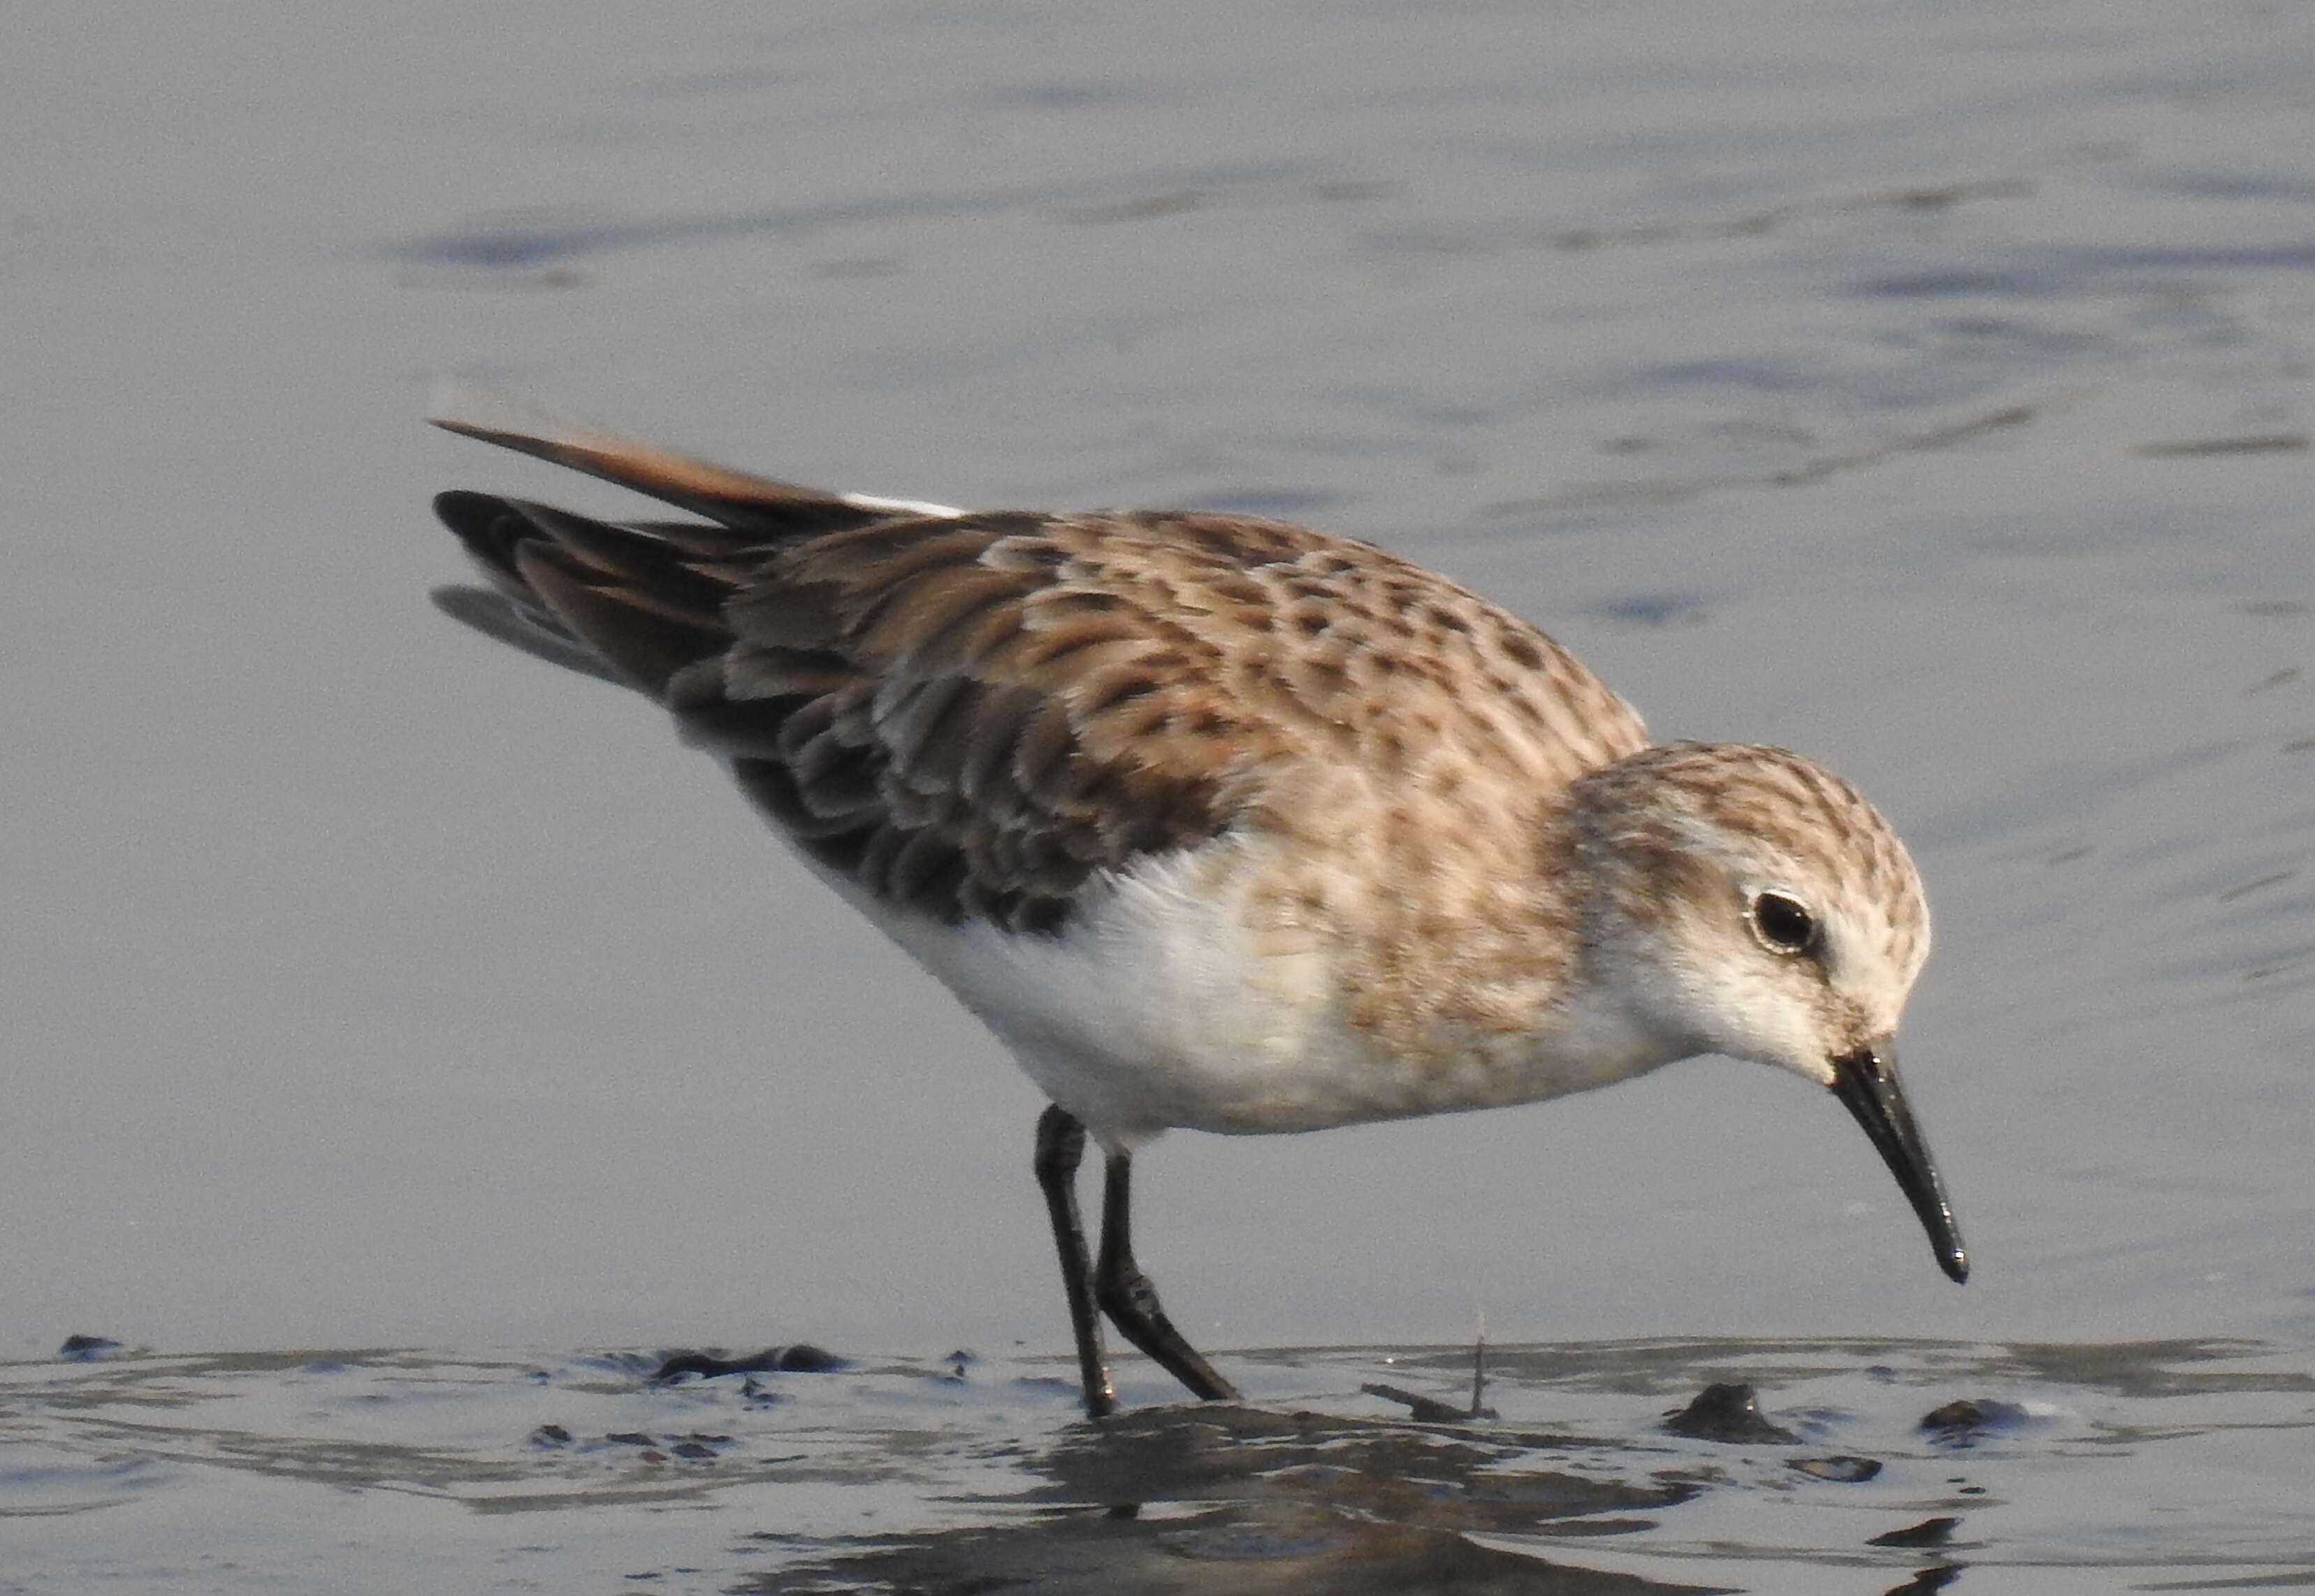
[1829, 1039, 1968, 1283]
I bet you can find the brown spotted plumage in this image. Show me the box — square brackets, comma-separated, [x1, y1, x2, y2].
[433, 403, 1647, 943]
[428, 390, 1967, 1419]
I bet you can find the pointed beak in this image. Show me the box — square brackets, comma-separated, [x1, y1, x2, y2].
[1829, 1039, 1968, 1283]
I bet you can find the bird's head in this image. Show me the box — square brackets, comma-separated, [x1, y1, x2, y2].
[1563, 741, 1968, 1283]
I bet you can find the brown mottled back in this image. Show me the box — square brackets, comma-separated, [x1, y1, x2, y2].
[432, 408, 1648, 936]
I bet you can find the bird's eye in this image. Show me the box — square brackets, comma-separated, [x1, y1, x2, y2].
[1750, 892, 1818, 954]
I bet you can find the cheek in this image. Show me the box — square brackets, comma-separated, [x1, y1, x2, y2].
[1741, 987, 1835, 1077]
[1671, 954, 1827, 1073]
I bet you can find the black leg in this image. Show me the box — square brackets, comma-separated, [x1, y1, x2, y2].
[1033, 1105, 1115, 1418]
[1094, 1147, 1242, 1402]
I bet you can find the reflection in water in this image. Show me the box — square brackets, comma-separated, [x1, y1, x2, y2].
[750, 1507, 1706, 1595]
[1882, 1569, 1963, 1595]
[755, 1400, 1706, 1594]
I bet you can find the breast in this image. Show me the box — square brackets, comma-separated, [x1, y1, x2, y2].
[855, 808, 1573, 1141]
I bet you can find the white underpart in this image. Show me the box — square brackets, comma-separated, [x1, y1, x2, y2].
[752, 822, 1367, 1144]
[839, 490, 966, 518]
[897, 844, 1684, 1145]
[720, 771, 1688, 1147]
[912, 842, 1357, 1143]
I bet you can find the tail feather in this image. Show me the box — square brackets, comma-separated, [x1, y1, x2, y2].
[428, 389, 966, 695]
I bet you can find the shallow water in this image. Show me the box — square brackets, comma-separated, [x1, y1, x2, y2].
[5, 0, 2313, 1585]
[8, 1337, 2310, 1592]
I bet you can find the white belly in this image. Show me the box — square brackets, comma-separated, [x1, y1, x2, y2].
[889, 842, 1388, 1140]
[832, 836, 1641, 1143]
[728, 757, 1673, 1145]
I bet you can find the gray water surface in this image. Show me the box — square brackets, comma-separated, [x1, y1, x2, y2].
[5, 0, 2312, 1586]
[8, 1337, 2309, 1591]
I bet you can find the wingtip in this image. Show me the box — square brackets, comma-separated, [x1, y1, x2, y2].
[430, 582, 630, 687]
[428, 581, 504, 625]
[432, 486, 503, 528]
[427, 382, 582, 444]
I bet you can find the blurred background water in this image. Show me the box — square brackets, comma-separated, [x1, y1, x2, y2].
[4, 1, 2310, 1588]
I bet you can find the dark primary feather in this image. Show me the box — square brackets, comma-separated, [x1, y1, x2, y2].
[432, 489, 1235, 936]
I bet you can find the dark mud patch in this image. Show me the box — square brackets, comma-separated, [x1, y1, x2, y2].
[1662, 1382, 1798, 1444]
[648, 1344, 846, 1381]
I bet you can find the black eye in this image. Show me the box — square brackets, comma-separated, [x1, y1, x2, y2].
[1750, 892, 1817, 954]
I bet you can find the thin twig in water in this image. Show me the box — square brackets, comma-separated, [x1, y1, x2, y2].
[1469, 1312, 1488, 1419]
[1362, 1381, 1474, 1423]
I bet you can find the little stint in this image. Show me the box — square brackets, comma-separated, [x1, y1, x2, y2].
[428, 391, 1968, 1417]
